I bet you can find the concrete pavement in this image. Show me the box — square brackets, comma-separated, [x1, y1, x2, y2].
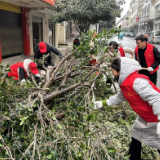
[1, 41, 73, 67]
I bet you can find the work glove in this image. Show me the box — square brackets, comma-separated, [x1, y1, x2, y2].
[157, 114, 160, 138]
[157, 123, 160, 138]
[37, 82, 42, 88]
[93, 100, 108, 109]
[20, 79, 26, 85]
[148, 67, 154, 71]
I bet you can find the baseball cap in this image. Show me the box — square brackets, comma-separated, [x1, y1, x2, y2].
[29, 62, 39, 74]
[39, 42, 47, 53]
[89, 59, 98, 66]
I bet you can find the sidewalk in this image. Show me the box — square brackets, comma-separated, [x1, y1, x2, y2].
[1, 41, 73, 66]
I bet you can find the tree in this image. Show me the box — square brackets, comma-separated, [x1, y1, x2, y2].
[99, 19, 116, 32]
[52, 0, 124, 35]
[0, 30, 159, 159]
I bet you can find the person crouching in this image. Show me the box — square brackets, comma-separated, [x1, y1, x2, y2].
[7, 59, 41, 85]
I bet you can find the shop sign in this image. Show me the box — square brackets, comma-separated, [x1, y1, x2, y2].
[42, 0, 55, 5]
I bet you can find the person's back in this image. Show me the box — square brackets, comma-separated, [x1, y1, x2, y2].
[34, 42, 63, 69]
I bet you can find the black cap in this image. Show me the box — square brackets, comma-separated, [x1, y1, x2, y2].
[111, 58, 121, 72]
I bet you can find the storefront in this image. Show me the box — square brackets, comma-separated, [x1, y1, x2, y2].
[0, 1, 23, 57]
[0, 0, 56, 61]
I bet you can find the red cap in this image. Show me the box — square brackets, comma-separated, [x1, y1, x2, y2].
[29, 62, 39, 74]
[39, 42, 47, 53]
[89, 59, 98, 66]
[89, 59, 98, 64]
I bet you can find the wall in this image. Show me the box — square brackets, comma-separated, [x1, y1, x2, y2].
[58, 23, 66, 44]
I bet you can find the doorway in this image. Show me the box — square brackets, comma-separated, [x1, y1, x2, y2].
[49, 19, 55, 46]
[32, 22, 43, 50]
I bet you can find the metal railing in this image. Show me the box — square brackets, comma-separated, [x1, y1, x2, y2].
[133, 12, 155, 24]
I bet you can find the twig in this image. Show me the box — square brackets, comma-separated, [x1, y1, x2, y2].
[31, 123, 37, 159]
[20, 142, 34, 160]
[43, 48, 79, 89]
[0, 136, 14, 160]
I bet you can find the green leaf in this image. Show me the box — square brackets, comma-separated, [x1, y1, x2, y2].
[20, 120, 24, 126]
[27, 108, 32, 112]
[108, 147, 116, 154]
[123, 155, 130, 159]
[52, 115, 56, 121]
[47, 154, 53, 159]
[87, 113, 95, 122]
[57, 124, 62, 130]
[52, 108, 55, 113]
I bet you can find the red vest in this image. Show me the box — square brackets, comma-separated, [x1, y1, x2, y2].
[8, 62, 27, 80]
[119, 47, 125, 57]
[135, 43, 159, 74]
[120, 72, 160, 122]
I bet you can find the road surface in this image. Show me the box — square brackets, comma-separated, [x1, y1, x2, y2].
[110, 36, 160, 88]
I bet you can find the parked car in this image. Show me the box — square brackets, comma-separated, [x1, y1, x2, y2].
[136, 33, 141, 36]
[148, 30, 160, 44]
[124, 32, 129, 36]
[125, 32, 135, 37]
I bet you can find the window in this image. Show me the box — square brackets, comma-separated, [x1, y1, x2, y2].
[155, 31, 160, 36]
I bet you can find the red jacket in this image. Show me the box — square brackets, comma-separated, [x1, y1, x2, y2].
[135, 43, 159, 74]
[119, 47, 125, 57]
[120, 72, 160, 122]
[8, 62, 27, 80]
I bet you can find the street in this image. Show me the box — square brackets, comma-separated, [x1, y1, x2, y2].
[111, 36, 160, 88]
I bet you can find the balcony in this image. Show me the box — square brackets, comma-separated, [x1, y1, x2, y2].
[155, 13, 160, 19]
[138, 12, 155, 23]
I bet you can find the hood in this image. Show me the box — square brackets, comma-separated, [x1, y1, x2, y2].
[23, 59, 33, 76]
[118, 57, 141, 85]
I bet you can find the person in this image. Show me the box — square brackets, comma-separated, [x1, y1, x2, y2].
[93, 57, 160, 160]
[118, 32, 124, 40]
[135, 34, 160, 85]
[34, 42, 63, 69]
[7, 59, 41, 84]
[108, 41, 134, 61]
[105, 41, 134, 86]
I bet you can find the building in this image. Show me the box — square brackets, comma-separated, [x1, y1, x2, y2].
[117, 0, 160, 35]
[0, 0, 73, 62]
[154, 0, 160, 30]
[138, 0, 156, 34]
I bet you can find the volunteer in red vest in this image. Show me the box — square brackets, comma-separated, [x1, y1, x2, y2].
[7, 59, 41, 84]
[93, 57, 160, 160]
[34, 42, 63, 69]
[135, 35, 160, 85]
[108, 41, 134, 60]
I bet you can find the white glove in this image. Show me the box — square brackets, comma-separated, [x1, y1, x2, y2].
[148, 67, 154, 71]
[157, 122, 160, 138]
[37, 82, 42, 88]
[21, 79, 26, 85]
[93, 101, 103, 109]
